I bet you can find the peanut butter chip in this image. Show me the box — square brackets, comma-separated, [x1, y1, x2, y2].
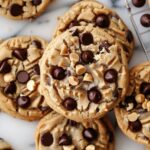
[127, 112, 139, 122]
[76, 64, 86, 75]
[83, 73, 93, 82]
[27, 80, 36, 91]
[70, 52, 79, 63]
[68, 76, 79, 86]
[86, 145, 95, 150]
[135, 94, 145, 103]
[4, 73, 15, 83]
[63, 145, 75, 150]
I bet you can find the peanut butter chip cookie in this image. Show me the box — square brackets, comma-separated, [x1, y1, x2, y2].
[115, 62, 150, 146]
[0, 0, 51, 20]
[0, 138, 13, 150]
[40, 25, 128, 122]
[54, 0, 134, 61]
[0, 36, 51, 121]
[35, 111, 115, 150]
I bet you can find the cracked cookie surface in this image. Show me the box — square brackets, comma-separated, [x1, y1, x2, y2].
[35, 111, 115, 150]
[115, 62, 150, 146]
[54, 0, 134, 61]
[0, 36, 51, 121]
[0, 0, 51, 20]
[0, 138, 13, 150]
[40, 25, 128, 122]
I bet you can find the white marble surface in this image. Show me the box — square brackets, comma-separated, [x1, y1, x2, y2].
[0, 0, 149, 150]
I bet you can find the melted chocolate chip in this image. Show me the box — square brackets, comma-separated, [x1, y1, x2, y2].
[41, 132, 53, 146]
[33, 64, 40, 75]
[140, 14, 150, 27]
[96, 14, 110, 28]
[51, 66, 66, 80]
[16, 71, 30, 84]
[9, 4, 23, 16]
[67, 120, 78, 127]
[32, 40, 42, 49]
[99, 41, 110, 52]
[58, 133, 72, 145]
[81, 51, 94, 64]
[104, 69, 118, 83]
[12, 49, 27, 61]
[62, 97, 77, 111]
[17, 96, 31, 108]
[87, 88, 102, 104]
[0, 60, 11, 74]
[132, 0, 146, 7]
[140, 82, 150, 96]
[80, 32, 93, 45]
[129, 119, 142, 132]
[83, 128, 98, 141]
[32, 0, 42, 6]
[4, 82, 16, 95]
[126, 30, 134, 43]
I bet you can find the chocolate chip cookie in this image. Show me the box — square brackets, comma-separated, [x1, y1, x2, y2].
[115, 62, 150, 146]
[0, 138, 13, 150]
[0, 36, 51, 121]
[40, 25, 128, 122]
[53, 0, 134, 61]
[35, 111, 115, 150]
[0, 0, 51, 20]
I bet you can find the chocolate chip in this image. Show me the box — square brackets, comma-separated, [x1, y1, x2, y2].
[132, 0, 146, 7]
[140, 14, 150, 27]
[12, 49, 27, 61]
[51, 66, 66, 80]
[4, 82, 16, 95]
[58, 133, 72, 145]
[83, 128, 98, 141]
[67, 120, 78, 127]
[17, 96, 31, 108]
[96, 14, 110, 28]
[80, 32, 93, 45]
[41, 132, 53, 146]
[140, 82, 150, 96]
[62, 97, 77, 111]
[126, 30, 133, 43]
[104, 69, 118, 83]
[129, 119, 142, 132]
[0, 60, 11, 74]
[72, 29, 79, 37]
[32, 40, 42, 49]
[32, 0, 42, 6]
[108, 131, 114, 143]
[9, 4, 23, 16]
[99, 41, 110, 52]
[39, 106, 50, 112]
[81, 51, 94, 64]
[87, 88, 102, 104]
[33, 64, 40, 75]
[69, 21, 79, 28]
[16, 71, 30, 84]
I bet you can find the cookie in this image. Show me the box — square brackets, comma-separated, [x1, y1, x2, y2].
[40, 25, 128, 122]
[115, 62, 150, 146]
[0, 0, 51, 20]
[0, 138, 13, 150]
[0, 36, 51, 121]
[35, 111, 115, 150]
[53, 0, 134, 61]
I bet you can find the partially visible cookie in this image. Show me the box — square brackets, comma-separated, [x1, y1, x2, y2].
[0, 0, 51, 20]
[40, 25, 128, 122]
[115, 62, 150, 146]
[35, 111, 115, 150]
[0, 36, 51, 121]
[0, 138, 13, 150]
[54, 0, 134, 61]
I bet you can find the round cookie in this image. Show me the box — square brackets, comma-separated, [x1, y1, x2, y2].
[35, 111, 115, 150]
[0, 36, 51, 121]
[40, 25, 128, 122]
[0, 0, 51, 20]
[0, 138, 13, 150]
[53, 0, 134, 61]
[115, 62, 150, 146]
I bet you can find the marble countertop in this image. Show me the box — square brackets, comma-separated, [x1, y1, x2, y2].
[0, 0, 149, 150]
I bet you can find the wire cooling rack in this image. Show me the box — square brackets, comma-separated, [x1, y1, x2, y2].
[125, 0, 150, 61]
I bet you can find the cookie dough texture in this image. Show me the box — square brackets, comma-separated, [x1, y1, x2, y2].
[0, 138, 13, 150]
[40, 25, 128, 122]
[54, 0, 134, 61]
[35, 111, 115, 150]
[115, 62, 150, 146]
[0, 36, 51, 121]
[0, 0, 51, 20]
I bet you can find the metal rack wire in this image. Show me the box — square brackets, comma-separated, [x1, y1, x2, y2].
[125, 0, 150, 61]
